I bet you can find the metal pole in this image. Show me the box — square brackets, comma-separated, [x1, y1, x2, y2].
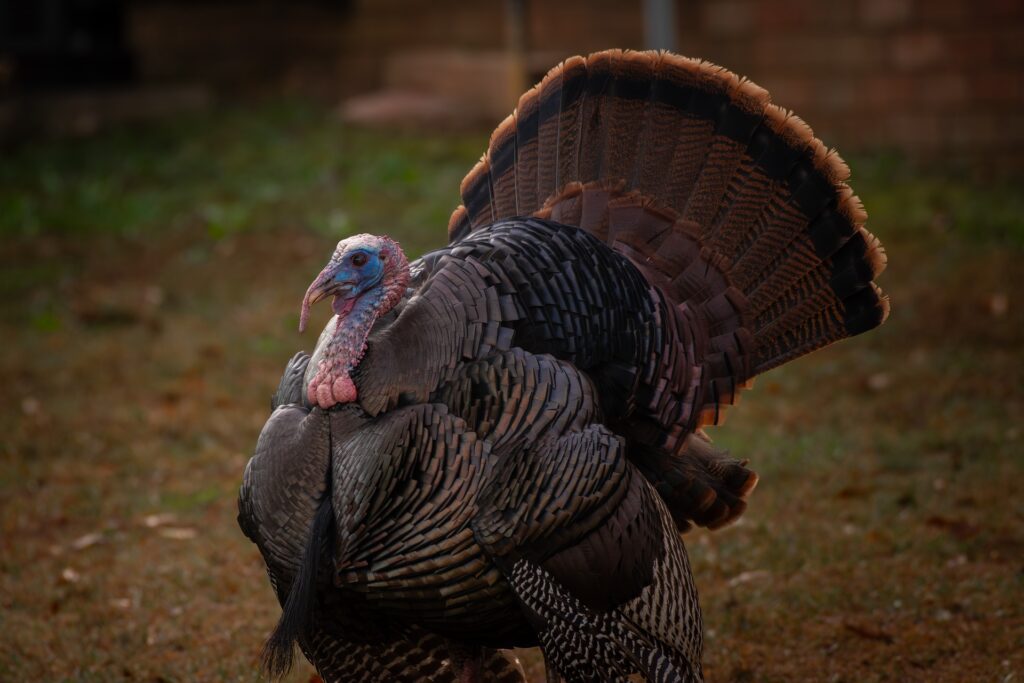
[505, 0, 527, 107]
[644, 0, 677, 52]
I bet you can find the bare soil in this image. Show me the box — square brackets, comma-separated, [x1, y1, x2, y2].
[1, 112, 1021, 682]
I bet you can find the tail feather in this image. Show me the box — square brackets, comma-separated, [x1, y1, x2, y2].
[660, 116, 716, 217]
[606, 193, 676, 250]
[679, 75, 769, 235]
[489, 114, 519, 220]
[629, 427, 757, 531]
[536, 70, 561, 206]
[630, 55, 683, 198]
[459, 155, 493, 232]
[514, 84, 540, 214]
[599, 51, 654, 185]
[704, 157, 775, 262]
[553, 56, 587, 192]
[449, 50, 889, 529]
[579, 179, 624, 241]
[545, 182, 583, 225]
[576, 50, 615, 183]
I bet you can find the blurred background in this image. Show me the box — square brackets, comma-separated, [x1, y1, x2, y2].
[2, 0, 1023, 168]
[1, 1, 1021, 682]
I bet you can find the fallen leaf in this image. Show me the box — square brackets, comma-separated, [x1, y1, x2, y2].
[70, 532, 103, 550]
[144, 286, 165, 308]
[926, 515, 979, 540]
[843, 620, 895, 644]
[21, 397, 41, 416]
[866, 373, 890, 391]
[987, 292, 1008, 317]
[160, 527, 197, 540]
[945, 556, 968, 571]
[727, 570, 771, 588]
[835, 485, 869, 499]
[896, 492, 916, 508]
[142, 513, 178, 528]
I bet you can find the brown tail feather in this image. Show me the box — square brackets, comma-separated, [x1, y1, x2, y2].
[489, 114, 519, 220]
[536, 71, 561, 207]
[628, 427, 758, 531]
[459, 155, 493, 231]
[598, 51, 655, 185]
[545, 182, 583, 225]
[449, 49, 889, 529]
[553, 56, 587, 192]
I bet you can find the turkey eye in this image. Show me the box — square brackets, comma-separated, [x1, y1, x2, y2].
[351, 253, 368, 267]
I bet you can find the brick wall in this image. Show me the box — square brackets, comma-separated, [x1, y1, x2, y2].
[675, 0, 1024, 171]
[127, 1, 643, 97]
[127, 0, 1023, 171]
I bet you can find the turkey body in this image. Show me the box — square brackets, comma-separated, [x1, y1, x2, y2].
[240, 356, 532, 682]
[240, 49, 888, 683]
[247, 339, 705, 681]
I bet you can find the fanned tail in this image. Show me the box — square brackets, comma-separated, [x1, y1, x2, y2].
[449, 50, 888, 530]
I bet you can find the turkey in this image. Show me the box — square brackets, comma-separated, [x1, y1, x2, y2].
[239, 354, 528, 682]
[239, 49, 889, 682]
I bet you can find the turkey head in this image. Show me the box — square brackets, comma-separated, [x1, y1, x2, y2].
[299, 234, 409, 409]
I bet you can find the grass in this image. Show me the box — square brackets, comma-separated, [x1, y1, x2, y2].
[1, 101, 1022, 682]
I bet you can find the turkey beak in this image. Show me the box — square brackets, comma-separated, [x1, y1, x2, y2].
[300, 265, 355, 333]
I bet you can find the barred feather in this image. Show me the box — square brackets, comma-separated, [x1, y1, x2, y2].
[451, 49, 888, 530]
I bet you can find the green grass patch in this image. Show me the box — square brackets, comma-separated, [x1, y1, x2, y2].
[850, 152, 1024, 247]
[0, 102, 485, 252]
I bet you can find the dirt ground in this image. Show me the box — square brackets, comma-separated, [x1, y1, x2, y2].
[1, 107, 1021, 682]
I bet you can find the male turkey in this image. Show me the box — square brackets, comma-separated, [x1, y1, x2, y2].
[240, 50, 888, 682]
[239, 355, 528, 682]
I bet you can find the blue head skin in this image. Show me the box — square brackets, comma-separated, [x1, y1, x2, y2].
[299, 234, 405, 333]
[323, 247, 384, 312]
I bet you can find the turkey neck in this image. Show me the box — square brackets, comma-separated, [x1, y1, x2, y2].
[323, 289, 385, 376]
